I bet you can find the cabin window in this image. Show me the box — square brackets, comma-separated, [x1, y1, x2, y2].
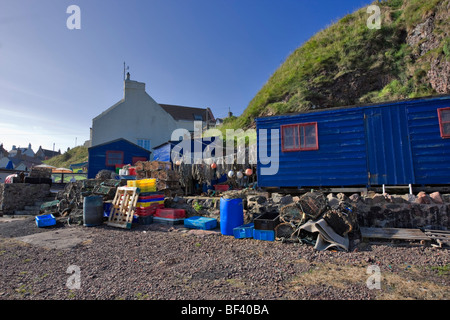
[105, 151, 124, 166]
[281, 122, 318, 152]
[438, 108, 450, 138]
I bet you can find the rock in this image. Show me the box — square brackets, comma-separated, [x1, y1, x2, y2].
[279, 195, 293, 206]
[371, 193, 386, 204]
[390, 195, 407, 204]
[327, 193, 340, 209]
[349, 194, 361, 203]
[247, 195, 267, 204]
[430, 192, 444, 204]
[442, 194, 450, 203]
[336, 193, 348, 202]
[417, 192, 432, 204]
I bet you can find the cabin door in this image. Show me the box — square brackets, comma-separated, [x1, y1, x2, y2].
[364, 107, 415, 186]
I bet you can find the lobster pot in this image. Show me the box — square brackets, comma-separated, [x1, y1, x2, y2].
[275, 223, 296, 240]
[297, 192, 328, 220]
[83, 196, 104, 227]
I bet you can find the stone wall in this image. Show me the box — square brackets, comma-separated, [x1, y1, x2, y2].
[0, 183, 51, 215]
[350, 192, 450, 230]
[165, 190, 450, 230]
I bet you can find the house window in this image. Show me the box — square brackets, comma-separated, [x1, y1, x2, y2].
[106, 151, 124, 166]
[137, 139, 151, 151]
[438, 108, 450, 138]
[193, 114, 203, 121]
[281, 122, 318, 152]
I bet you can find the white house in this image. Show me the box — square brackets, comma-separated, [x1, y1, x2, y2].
[89, 73, 215, 152]
[8, 144, 35, 158]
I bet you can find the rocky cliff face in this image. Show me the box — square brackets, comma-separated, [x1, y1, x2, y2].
[407, 0, 450, 94]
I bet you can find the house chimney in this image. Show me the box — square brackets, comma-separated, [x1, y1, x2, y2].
[124, 73, 146, 99]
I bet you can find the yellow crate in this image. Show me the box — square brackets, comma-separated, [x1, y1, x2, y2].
[127, 180, 138, 187]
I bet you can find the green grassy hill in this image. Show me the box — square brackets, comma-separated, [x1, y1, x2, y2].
[224, 0, 449, 130]
[43, 146, 88, 169]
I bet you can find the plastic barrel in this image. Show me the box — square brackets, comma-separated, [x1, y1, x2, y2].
[83, 196, 104, 227]
[220, 197, 244, 236]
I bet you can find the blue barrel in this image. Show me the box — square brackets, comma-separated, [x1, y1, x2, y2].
[220, 197, 244, 236]
[83, 196, 104, 227]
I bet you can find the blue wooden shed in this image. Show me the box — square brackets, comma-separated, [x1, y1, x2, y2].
[88, 138, 151, 179]
[256, 95, 450, 188]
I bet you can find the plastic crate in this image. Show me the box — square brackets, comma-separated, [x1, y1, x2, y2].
[233, 223, 254, 239]
[136, 207, 157, 217]
[254, 212, 280, 230]
[35, 214, 56, 228]
[253, 229, 275, 241]
[137, 200, 164, 208]
[214, 184, 230, 192]
[155, 208, 186, 219]
[138, 215, 153, 225]
[184, 216, 217, 230]
[153, 217, 185, 225]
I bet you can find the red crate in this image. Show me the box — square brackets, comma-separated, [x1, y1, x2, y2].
[214, 184, 229, 192]
[155, 208, 186, 219]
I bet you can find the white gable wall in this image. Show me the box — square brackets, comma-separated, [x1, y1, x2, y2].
[91, 79, 180, 150]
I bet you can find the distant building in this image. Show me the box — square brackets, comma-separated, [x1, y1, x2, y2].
[88, 73, 215, 153]
[9, 143, 35, 158]
[0, 144, 9, 159]
[35, 146, 62, 161]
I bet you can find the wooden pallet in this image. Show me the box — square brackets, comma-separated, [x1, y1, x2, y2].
[360, 227, 429, 241]
[424, 229, 450, 247]
[107, 187, 139, 229]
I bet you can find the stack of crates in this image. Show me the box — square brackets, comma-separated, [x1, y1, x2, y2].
[128, 179, 164, 220]
[252, 212, 280, 241]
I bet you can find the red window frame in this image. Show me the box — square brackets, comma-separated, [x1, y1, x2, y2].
[105, 151, 124, 166]
[438, 107, 450, 139]
[281, 122, 319, 152]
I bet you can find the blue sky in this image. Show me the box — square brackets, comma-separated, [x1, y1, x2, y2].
[0, 0, 373, 153]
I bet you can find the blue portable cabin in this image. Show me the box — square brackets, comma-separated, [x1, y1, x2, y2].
[87, 138, 151, 179]
[256, 95, 450, 188]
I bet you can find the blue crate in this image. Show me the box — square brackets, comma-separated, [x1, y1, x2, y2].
[253, 229, 275, 242]
[233, 223, 254, 239]
[35, 214, 56, 228]
[184, 216, 217, 230]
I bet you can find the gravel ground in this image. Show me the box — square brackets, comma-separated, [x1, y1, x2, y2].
[0, 216, 448, 304]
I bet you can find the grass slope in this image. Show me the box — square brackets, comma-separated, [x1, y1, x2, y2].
[43, 146, 88, 169]
[223, 0, 449, 131]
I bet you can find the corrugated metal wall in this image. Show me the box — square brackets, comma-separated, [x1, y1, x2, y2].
[364, 105, 415, 185]
[256, 96, 450, 188]
[88, 139, 151, 179]
[407, 98, 450, 184]
[257, 107, 368, 188]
